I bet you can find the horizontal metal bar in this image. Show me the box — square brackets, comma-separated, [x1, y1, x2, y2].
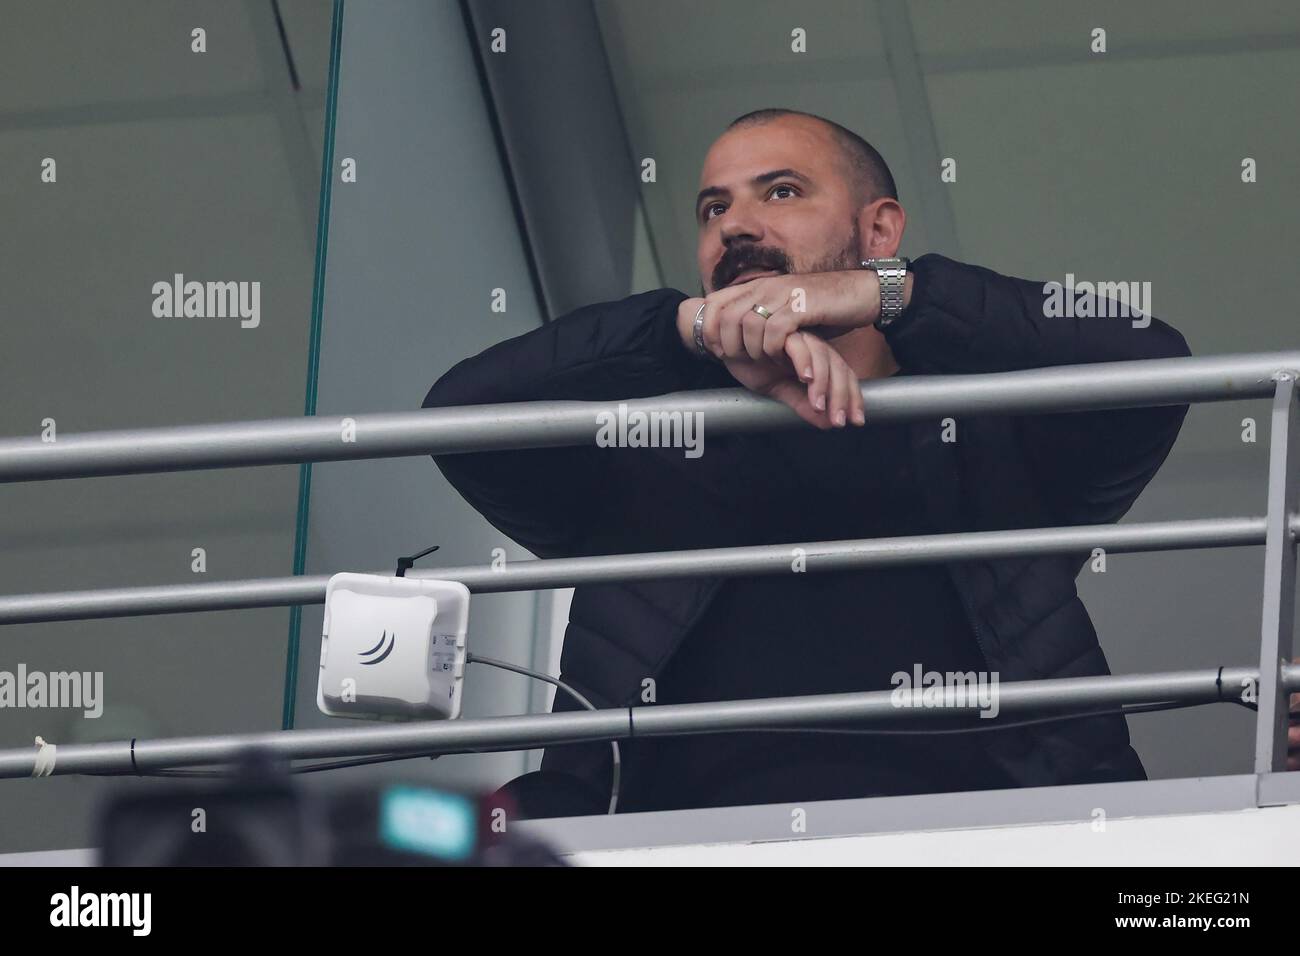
[0, 516, 1269, 625]
[2, 351, 1298, 483]
[1, 666, 1293, 780]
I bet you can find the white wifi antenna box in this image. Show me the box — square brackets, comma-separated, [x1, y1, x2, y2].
[316, 573, 471, 721]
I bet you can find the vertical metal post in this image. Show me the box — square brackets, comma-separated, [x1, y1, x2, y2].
[1254, 373, 1300, 774]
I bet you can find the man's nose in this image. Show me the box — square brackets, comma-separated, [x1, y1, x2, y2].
[719, 198, 765, 245]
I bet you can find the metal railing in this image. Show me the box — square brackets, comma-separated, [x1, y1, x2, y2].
[0, 351, 1297, 783]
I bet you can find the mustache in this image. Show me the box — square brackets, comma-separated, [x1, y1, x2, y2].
[712, 245, 792, 289]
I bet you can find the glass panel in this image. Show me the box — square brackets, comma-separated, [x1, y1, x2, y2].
[0, 0, 335, 853]
[286, 0, 550, 799]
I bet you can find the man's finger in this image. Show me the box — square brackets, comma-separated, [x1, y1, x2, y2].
[717, 300, 744, 358]
[770, 379, 831, 430]
[829, 354, 858, 428]
[763, 308, 800, 360]
[741, 308, 767, 361]
[784, 334, 814, 383]
[840, 358, 862, 427]
[709, 288, 763, 358]
[804, 333, 830, 414]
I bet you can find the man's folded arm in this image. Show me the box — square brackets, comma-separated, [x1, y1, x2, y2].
[883, 254, 1192, 528]
[421, 288, 695, 559]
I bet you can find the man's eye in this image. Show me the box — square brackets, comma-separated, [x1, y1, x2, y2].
[702, 186, 795, 221]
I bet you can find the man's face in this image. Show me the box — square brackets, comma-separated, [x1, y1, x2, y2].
[695, 115, 863, 295]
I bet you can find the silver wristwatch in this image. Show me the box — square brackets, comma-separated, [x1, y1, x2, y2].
[861, 257, 910, 329]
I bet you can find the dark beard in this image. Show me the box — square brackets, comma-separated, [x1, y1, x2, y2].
[806, 218, 863, 274]
[705, 218, 863, 295]
[791, 220, 864, 339]
[710, 243, 793, 291]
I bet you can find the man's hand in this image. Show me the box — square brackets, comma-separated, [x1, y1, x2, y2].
[697, 270, 881, 362]
[727, 332, 865, 429]
[677, 297, 864, 428]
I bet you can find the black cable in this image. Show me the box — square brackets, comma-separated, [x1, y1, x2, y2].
[84, 695, 1240, 781]
[289, 752, 449, 773]
[85, 655, 627, 816]
[269, 0, 301, 91]
[82, 661, 1275, 783]
[1216, 665, 1260, 711]
[89, 756, 409, 779]
[683, 698, 1203, 739]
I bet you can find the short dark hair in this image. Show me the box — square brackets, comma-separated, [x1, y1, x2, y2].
[726, 108, 898, 205]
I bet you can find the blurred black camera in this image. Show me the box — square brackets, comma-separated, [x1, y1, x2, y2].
[96, 753, 566, 867]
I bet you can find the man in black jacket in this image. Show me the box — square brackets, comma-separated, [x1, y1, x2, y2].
[422, 108, 1192, 818]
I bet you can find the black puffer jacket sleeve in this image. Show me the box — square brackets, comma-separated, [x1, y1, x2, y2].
[885, 254, 1192, 527]
[421, 288, 695, 559]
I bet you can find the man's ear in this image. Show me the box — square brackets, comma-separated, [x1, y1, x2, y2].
[857, 197, 907, 259]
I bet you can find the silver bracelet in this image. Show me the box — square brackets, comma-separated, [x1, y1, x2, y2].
[692, 301, 712, 359]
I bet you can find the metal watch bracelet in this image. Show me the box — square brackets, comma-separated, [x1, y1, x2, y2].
[862, 257, 909, 329]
